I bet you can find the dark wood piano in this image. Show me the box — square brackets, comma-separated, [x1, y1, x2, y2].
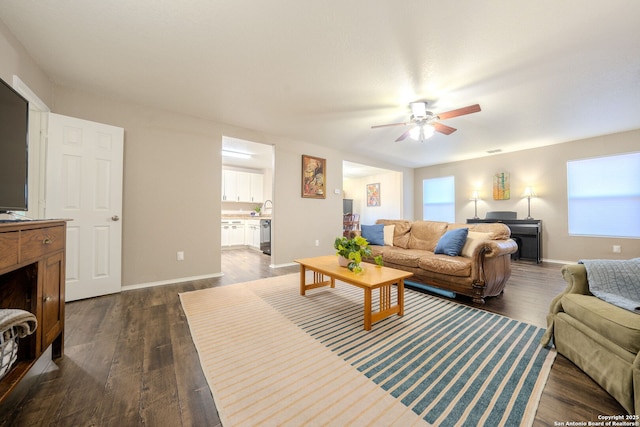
[467, 212, 542, 263]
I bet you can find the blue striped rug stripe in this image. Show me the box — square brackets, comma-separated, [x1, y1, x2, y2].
[255, 277, 555, 426]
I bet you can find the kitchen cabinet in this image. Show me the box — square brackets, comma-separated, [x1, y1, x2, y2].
[245, 220, 261, 249]
[221, 222, 229, 246]
[249, 174, 263, 203]
[221, 170, 237, 201]
[222, 170, 264, 203]
[235, 172, 251, 202]
[221, 220, 245, 247]
[229, 222, 245, 246]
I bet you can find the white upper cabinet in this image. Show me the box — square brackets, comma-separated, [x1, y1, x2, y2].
[222, 169, 264, 203]
[222, 170, 236, 201]
[250, 173, 263, 203]
[235, 171, 251, 202]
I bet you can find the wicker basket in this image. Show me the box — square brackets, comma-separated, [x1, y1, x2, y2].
[0, 326, 19, 381]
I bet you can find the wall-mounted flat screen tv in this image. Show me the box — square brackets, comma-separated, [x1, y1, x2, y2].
[0, 77, 29, 214]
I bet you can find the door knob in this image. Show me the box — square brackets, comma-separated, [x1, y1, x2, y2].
[111, 215, 120, 221]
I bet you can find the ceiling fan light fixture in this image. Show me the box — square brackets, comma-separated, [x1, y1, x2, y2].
[372, 102, 480, 141]
[423, 124, 435, 139]
[410, 101, 427, 118]
[409, 124, 435, 141]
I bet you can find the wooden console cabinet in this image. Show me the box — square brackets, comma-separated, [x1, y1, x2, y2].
[0, 220, 66, 403]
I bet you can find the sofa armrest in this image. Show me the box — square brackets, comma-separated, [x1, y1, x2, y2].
[481, 239, 518, 258]
[541, 264, 591, 347]
[560, 264, 591, 295]
[634, 353, 640, 416]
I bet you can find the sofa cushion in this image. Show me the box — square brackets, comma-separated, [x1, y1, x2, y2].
[376, 219, 412, 248]
[418, 252, 471, 277]
[561, 293, 640, 354]
[434, 228, 469, 256]
[376, 247, 425, 268]
[361, 224, 385, 246]
[383, 225, 395, 246]
[407, 221, 448, 251]
[461, 231, 492, 258]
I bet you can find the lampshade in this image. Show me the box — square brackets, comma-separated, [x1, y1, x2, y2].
[523, 187, 536, 198]
[470, 190, 480, 201]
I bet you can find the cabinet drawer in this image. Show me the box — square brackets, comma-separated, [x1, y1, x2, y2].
[0, 232, 19, 271]
[20, 226, 65, 263]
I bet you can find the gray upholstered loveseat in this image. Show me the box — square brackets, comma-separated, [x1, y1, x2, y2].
[362, 219, 518, 304]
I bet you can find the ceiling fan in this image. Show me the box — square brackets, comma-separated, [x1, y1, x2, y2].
[371, 102, 481, 142]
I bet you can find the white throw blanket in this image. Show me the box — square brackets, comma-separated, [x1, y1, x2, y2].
[0, 309, 36, 377]
[0, 309, 38, 338]
[579, 258, 640, 314]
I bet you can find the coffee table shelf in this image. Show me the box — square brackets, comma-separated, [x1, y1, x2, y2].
[294, 255, 413, 330]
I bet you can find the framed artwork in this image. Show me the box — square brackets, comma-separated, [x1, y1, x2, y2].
[367, 183, 380, 206]
[301, 155, 326, 198]
[493, 172, 510, 200]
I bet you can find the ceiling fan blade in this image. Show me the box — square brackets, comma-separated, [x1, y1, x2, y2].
[395, 129, 411, 142]
[433, 122, 457, 135]
[436, 104, 481, 120]
[371, 121, 412, 129]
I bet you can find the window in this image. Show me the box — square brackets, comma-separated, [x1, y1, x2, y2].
[567, 152, 640, 238]
[423, 176, 455, 222]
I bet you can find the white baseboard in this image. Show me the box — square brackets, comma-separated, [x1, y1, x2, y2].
[122, 272, 224, 291]
[270, 261, 297, 269]
[541, 258, 576, 265]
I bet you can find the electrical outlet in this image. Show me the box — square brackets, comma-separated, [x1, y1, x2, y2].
[612, 245, 621, 253]
[315, 240, 319, 247]
[177, 251, 185, 261]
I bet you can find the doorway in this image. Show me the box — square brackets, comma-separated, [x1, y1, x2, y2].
[220, 136, 274, 269]
[342, 161, 403, 226]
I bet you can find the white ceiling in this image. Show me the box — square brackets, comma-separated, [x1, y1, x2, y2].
[2, 1, 639, 169]
[222, 136, 273, 170]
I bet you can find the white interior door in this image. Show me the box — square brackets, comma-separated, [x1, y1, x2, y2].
[45, 113, 124, 301]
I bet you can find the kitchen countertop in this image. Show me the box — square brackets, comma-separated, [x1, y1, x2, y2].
[221, 215, 272, 220]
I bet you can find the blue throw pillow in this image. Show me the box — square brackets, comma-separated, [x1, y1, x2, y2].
[434, 228, 469, 256]
[361, 224, 385, 246]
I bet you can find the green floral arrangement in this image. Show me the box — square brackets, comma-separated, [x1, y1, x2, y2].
[333, 235, 383, 273]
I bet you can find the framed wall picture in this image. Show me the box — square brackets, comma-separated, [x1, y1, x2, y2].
[493, 172, 510, 200]
[301, 155, 326, 198]
[367, 183, 380, 206]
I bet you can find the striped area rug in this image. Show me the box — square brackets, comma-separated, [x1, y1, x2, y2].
[180, 273, 555, 426]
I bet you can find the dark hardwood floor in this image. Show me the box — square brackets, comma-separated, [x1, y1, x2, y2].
[0, 249, 626, 426]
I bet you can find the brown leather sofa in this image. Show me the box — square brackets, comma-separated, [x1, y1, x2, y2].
[362, 219, 518, 304]
[541, 263, 640, 415]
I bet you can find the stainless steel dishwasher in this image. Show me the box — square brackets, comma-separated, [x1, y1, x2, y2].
[260, 219, 271, 255]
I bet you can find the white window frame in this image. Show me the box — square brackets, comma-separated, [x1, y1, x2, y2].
[567, 152, 640, 238]
[423, 176, 455, 223]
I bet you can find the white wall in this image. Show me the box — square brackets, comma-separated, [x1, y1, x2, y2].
[414, 130, 640, 263]
[343, 170, 404, 227]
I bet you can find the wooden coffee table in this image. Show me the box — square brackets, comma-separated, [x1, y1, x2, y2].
[294, 255, 413, 330]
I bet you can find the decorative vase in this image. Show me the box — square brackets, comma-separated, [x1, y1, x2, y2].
[338, 256, 350, 268]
